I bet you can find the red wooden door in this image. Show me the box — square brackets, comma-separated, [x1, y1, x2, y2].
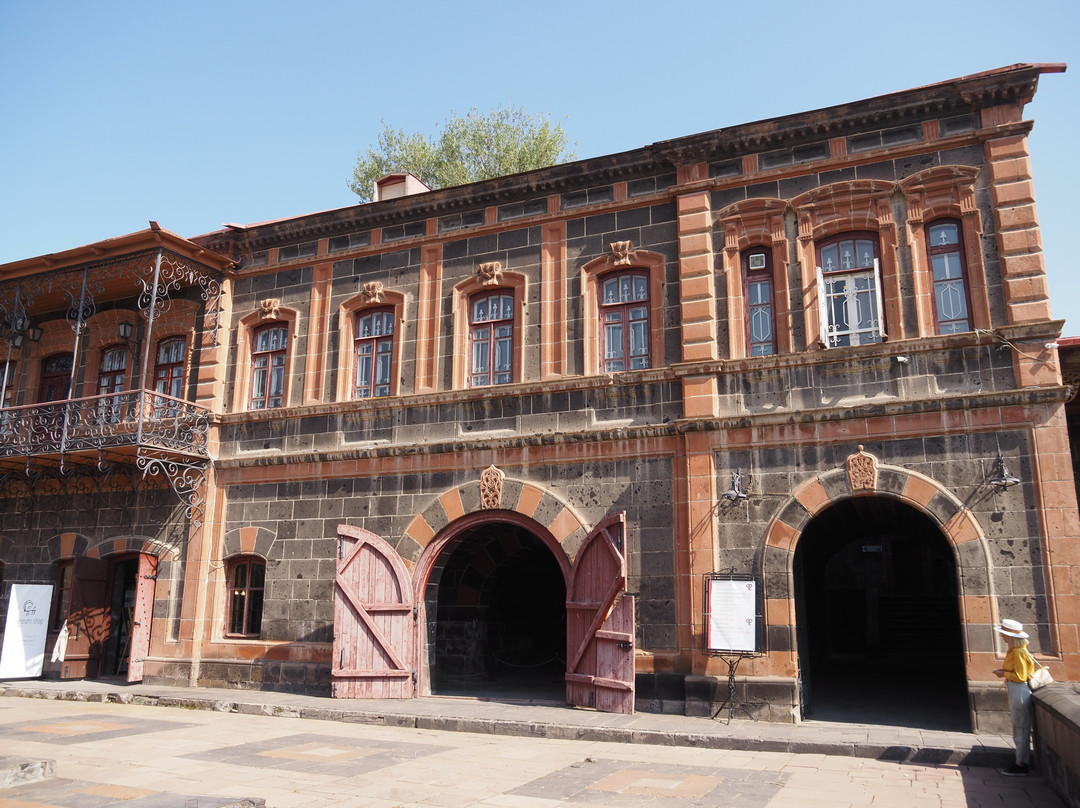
[566, 512, 636, 713]
[126, 554, 158, 682]
[332, 526, 415, 698]
[61, 556, 109, 679]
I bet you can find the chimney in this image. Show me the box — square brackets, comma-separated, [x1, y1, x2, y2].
[373, 172, 431, 202]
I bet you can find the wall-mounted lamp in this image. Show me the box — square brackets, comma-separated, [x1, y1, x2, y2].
[117, 322, 135, 341]
[721, 468, 749, 502]
[987, 450, 1021, 489]
[3, 319, 41, 348]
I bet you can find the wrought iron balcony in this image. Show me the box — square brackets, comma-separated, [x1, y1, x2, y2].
[0, 389, 210, 463]
[0, 389, 212, 527]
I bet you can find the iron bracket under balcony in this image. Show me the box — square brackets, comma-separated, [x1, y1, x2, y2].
[0, 389, 211, 527]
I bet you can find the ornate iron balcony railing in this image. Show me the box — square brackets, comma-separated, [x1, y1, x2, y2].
[0, 390, 210, 460]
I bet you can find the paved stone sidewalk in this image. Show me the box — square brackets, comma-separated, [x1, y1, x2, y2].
[0, 679, 1065, 807]
[0, 679, 1015, 766]
[0, 695, 1063, 808]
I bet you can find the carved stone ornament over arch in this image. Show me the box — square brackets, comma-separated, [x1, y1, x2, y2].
[360, 280, 385, 304]
[402, 474, 592, 565]
[259, 298, 282, 320]
[480, 464, 505, 509]
[477, 261, 502, 286]
[610, 240, 633, 266]
[846, 445, 878, 492]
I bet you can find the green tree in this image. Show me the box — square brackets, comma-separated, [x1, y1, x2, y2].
[348, 105, 575, 201]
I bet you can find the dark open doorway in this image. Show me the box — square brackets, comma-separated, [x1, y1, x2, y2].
[102, 556, 139, 679]
[794, 496, 970, 731]
[425, 521, 566, 702]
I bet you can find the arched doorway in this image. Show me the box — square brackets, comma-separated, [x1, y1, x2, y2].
[424, 519, 567, 701]
[794, 496, 970, 730]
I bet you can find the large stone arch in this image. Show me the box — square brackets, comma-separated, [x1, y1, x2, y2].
[406, 470, 583, 695]
[761, 446, 995, 663]
[400, 466, 590, 569]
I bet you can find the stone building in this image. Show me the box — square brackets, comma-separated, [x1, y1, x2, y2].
[0, 63, 1074, 732]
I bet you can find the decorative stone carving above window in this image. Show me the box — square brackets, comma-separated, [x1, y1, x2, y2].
[477, 261, 503, 286]
[898, 165, 980, 225]
[846, 445, 878, 491]
[611, 241, 633, 266]
[360, 281, 385, 304]
[480, 464, 505, 508]
[259, 298, 281, 320]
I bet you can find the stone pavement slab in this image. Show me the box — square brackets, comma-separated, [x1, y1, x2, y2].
[0, 694, 1063, 808]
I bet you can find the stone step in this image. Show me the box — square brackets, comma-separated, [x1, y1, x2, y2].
[0, 756, 55, 788]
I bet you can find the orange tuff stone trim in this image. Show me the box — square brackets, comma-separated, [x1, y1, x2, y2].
[516, 484, 545, 519]
[303, 263, 333, 405]
[901, 472, 940, 509]
[764, 516, 798, 552]
[942, 508, 983, 545]
[541, 221, 568, 379]
[958, 595, 994, 625]
[676, 163, 708, 186]
[439, 489, 465, 522]
[793, 478, 831, 516]
[548, 506, 584, 544]
[404, 513, 436, 548]
[682, 375, 719, 419]
[238, 526, 259, 555]
[415, 244, 443, 393]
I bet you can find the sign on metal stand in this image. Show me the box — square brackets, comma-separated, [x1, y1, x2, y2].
[703, 572, 764, 723]
[0, 584, 53, 678]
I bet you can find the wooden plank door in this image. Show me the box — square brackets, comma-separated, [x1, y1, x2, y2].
[565, 512, 636, 714]
[332, 525, 415, 698]
[61, 556, 110, 679]
[126, 554, 158, 683]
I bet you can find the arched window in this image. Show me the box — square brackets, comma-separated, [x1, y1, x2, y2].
[38, 353, 73, 403]
[816, 233, 884, 347]
[469, 291, 515, 386]
[98, 345, 128, 422]
[153, 338, 186, 417]
[354, 308, 394, 398]
[600, 271, 650, 371]
[250, 324, 288, 409]
[225, 556, 265, 637]
[926, 220, 972, 334]
[743, 247, 776, 356]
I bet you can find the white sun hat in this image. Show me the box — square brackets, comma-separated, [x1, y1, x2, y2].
[995, 619, 1029, 639]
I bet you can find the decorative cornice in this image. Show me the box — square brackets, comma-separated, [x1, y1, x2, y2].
[187, 65, 1054, 261]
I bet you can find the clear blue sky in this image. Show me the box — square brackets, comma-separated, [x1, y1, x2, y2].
[1, 1, 1076, 332]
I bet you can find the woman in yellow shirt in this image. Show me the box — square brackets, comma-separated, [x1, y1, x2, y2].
[993, 619, 1036, 776]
